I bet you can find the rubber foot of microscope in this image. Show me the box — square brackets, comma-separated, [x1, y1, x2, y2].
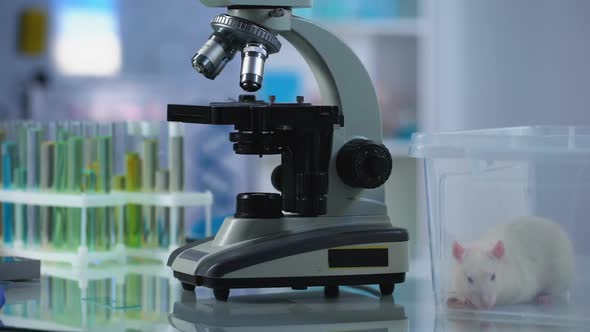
[324, 285, 339, 298]
[214, 288, 230, 301]
[181, 282, 196, 291]
[379, 283, 395, 296]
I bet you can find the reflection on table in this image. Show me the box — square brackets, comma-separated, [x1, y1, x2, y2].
[170, 288, 408, 332]
[0, 260, 585, 332]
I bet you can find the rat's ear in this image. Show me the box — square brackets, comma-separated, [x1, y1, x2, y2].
[452, 241, 465, 262]
[491, 240, 505, 259]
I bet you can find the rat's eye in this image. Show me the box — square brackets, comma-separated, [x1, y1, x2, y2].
[491, 274, 496, 281]
[467, 276, 474, 284]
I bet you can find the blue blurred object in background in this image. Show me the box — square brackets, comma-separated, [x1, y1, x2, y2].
[358, 0, 398, 19]
[192, 215, 226, 239]
[187, 125, 255, 238]
[0, 287, 5, 309]
[295, 0, 399, 20]
[259, 70, 302, 103]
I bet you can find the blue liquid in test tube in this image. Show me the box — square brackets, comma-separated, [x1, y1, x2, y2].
[2, 142, 16, 245]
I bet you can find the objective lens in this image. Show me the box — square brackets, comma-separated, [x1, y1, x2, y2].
[192, 33, 235, 79]
[240, 43, 268, 92]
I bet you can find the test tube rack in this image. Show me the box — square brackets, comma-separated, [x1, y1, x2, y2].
[0, 189, 213, 266]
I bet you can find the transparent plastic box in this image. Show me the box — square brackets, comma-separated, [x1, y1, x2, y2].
[410, 126, 590, 326]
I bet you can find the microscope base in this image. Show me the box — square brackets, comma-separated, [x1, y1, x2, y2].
[168, 222, 409, 301]
[174, 271, 406, 300]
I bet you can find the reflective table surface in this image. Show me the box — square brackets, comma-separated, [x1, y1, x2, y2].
[0, 261, 583, 332]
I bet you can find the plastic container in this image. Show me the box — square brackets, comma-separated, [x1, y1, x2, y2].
[410, 126, 590, 326]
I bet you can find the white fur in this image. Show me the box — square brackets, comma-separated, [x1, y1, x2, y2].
[450, 216, 575, 308]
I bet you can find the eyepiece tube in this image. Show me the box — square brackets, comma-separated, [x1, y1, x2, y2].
[240, 43, 268, 92]
[192, 33, 236, 80]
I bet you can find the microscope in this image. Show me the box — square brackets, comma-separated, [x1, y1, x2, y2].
[167, 0, 409, 301]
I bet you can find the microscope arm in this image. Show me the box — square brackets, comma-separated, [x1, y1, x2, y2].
[280, 17, 384, 144]
[279, 16, 387, 216]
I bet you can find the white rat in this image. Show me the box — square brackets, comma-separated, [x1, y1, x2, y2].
[448, 215, 574, 309]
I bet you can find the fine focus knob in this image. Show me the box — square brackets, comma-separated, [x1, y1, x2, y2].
[336, 139, 393, 189]
[234, 192, 283, 219]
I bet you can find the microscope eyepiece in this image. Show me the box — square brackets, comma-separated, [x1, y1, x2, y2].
[192, 14, 281, 91]
[240, 43, 268, 92]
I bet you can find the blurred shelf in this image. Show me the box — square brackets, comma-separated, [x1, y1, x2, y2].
[384, 138, 411, 157]
[324, 18, 421, 38]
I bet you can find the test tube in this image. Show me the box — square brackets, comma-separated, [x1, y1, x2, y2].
[125, 152, 142, 248]
[112, 175, 126, 248]
[169, 123, 185, 245]
[155, 170, 169, 248]
[2, 142, 16, 245]
[83, 167, 98, 251]
[83, 136, 99, 251]
[26, 127, 42, 247]
[66, 136, 83, 250]
[40, 141, 54, 248]
[52, 140, 68, 249]
[141, 122, 158, 248]
[15, 125, 28, 246]
[96, 135, 113, 251]
[14, 167, 27, 244]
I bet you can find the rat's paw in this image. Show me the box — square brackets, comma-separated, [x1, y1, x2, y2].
[447, 297, 468, 308]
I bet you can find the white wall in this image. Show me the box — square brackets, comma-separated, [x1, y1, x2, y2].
[426, 0, 590, 131]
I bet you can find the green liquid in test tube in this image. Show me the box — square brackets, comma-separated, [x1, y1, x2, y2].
[112, 175, 125, 249]
[52, 141, 68, 249]
[142, 138, 158, 248]
[169, 125, 185, 246]
[14, 168, 27, 244]
[83, 169, 97, 250]
[40, 141, 55, 248]
[26, 128, 42, 247]
[83, 136, 100, 251]
[125, 152, 142, 248]
[66, 137, 83, 250]
[156, 170, 169, 248]
[94, 136, 112, 251]
[15, 125, 28, 246]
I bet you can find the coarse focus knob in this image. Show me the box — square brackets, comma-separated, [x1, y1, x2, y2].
[336, 139, 393, 189]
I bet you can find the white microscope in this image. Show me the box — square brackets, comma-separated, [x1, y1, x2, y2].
[167, 0, 409, 301]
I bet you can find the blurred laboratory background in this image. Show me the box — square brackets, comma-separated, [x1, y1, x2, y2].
[0, 0, 421, 243]
[1, 0, 590, 262]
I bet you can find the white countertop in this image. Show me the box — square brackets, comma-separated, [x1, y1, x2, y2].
[0, 260, 580, 332]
